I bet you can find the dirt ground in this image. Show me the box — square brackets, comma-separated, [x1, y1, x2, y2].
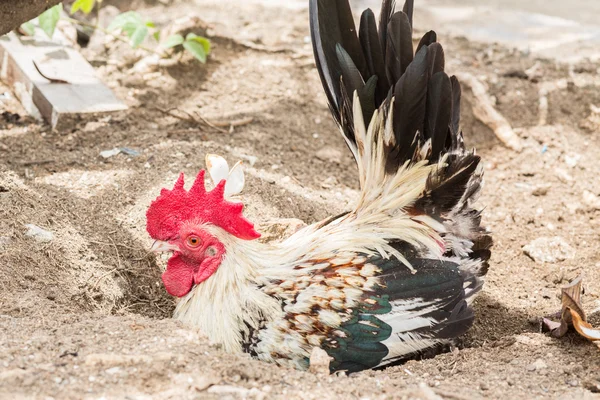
[1, 0, 600, 399]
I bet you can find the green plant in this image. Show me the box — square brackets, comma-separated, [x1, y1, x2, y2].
[38, 3, 63, 38]
[70, 0, 97, 15]
[163, 33, 212, 63]
[20, 0, 211, 63]
[107, 11, 157, 48]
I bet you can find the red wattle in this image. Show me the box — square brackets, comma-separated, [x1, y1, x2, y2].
[162, 255, 194, 297]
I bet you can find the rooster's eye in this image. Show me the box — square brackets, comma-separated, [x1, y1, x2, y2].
[187, 236, 202, 247]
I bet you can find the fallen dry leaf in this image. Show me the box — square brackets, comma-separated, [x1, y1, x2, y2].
[542, 275, 600, 346]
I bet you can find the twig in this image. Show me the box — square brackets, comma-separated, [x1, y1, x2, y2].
[90, 268, 117, 290]
[152, 107, 229, 133]
[32, 60, 69, 84]
[238, 40, 291, 54]
[455, 72, 523, 152]
[153, 106, 199, 124]
[192, 111, 228, 133]
[17, 159, 55, 166]
[108, 236, 122, 271]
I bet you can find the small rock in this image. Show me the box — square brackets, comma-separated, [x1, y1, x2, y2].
[100, 148, 140, 159]
[320, 176, 338, 189]
[554, 168, 574, 183]
[526, 359, 547, 372]
[532, 184, 551, 196]
[568, 380, 579, 387]
[529, 359, 547, 372]
[582, 190, 600, 210]
[239, 154, 258, 167]
[83, 121, 107, 132]
[308, 347, 331, 375]
[0, 236, 11, 249]
[104, 367, 121, 375]
[565, 201, 582, 215]
[523, 236, 575, 263]
[24, 224, 53, 243]
[564, 153, 581, 168]
[316, 147, 342, 164]
[100, 148, 121, 159]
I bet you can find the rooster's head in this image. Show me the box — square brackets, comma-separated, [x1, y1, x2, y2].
[146, 155, 259, 297]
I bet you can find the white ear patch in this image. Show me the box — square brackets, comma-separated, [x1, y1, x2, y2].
[205, 154, 246, 197]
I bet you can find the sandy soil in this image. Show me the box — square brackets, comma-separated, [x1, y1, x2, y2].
[1, 0, 600, 399]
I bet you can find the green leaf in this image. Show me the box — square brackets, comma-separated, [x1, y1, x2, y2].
[183, 40, 207, 63]
[185, 33, 211, 54]
[20, 22, 35, 36]
[130, 25, 148, 48]
[70, 0, 96, 15]
[145, 21, 156, 28]
[108, 11, 143, 32]
[38, 3, 62, 39]
[152, 31, 160, 42]
[163, 34, 184, 49]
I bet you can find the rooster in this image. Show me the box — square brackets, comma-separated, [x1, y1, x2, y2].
[146, 0, 491, 372]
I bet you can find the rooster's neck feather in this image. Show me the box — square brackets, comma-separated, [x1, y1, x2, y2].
[173, 232, 281, 353]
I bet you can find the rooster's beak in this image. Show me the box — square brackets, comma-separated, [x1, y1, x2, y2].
[150, 240, 179, 253]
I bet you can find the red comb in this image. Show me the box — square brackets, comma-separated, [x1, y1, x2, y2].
[146, 170, 260, 241]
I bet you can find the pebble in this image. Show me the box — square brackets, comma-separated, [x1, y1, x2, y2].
[526, 359, 547, 372]
[24, 224, 53, 243]
[532, 184, 551, 196]
[564, 153, 581, 168]
[315, 147, 343, 164]
[83, 121, 106, 132]
[104, 367, 121, 375]
[522, 236, 575, 263]
[554, 168, 574, 183]
[0, 236, 11, 249]
[582, 190, 600, 210]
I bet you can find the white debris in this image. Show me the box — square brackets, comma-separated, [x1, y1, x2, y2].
[104, 367, 121, 375]
[523, 236, 575, 263]
[100, 148, 122, 159]
[24, 224, 53, 243]
[564, 153, 581, 168]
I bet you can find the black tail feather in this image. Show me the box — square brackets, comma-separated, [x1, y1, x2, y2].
[402, 0, 414, 27]
[378, 0, 396, 57]
[425, 72, 452, 160]
[310, 0, 468, 173]
[359, 9, 389, 104]
[391, 45, 429, 167]
[385, 11, 414, 85]
[417, 30, 437, 53]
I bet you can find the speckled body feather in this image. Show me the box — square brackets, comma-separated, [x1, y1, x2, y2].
[170, 0, 491, 372]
